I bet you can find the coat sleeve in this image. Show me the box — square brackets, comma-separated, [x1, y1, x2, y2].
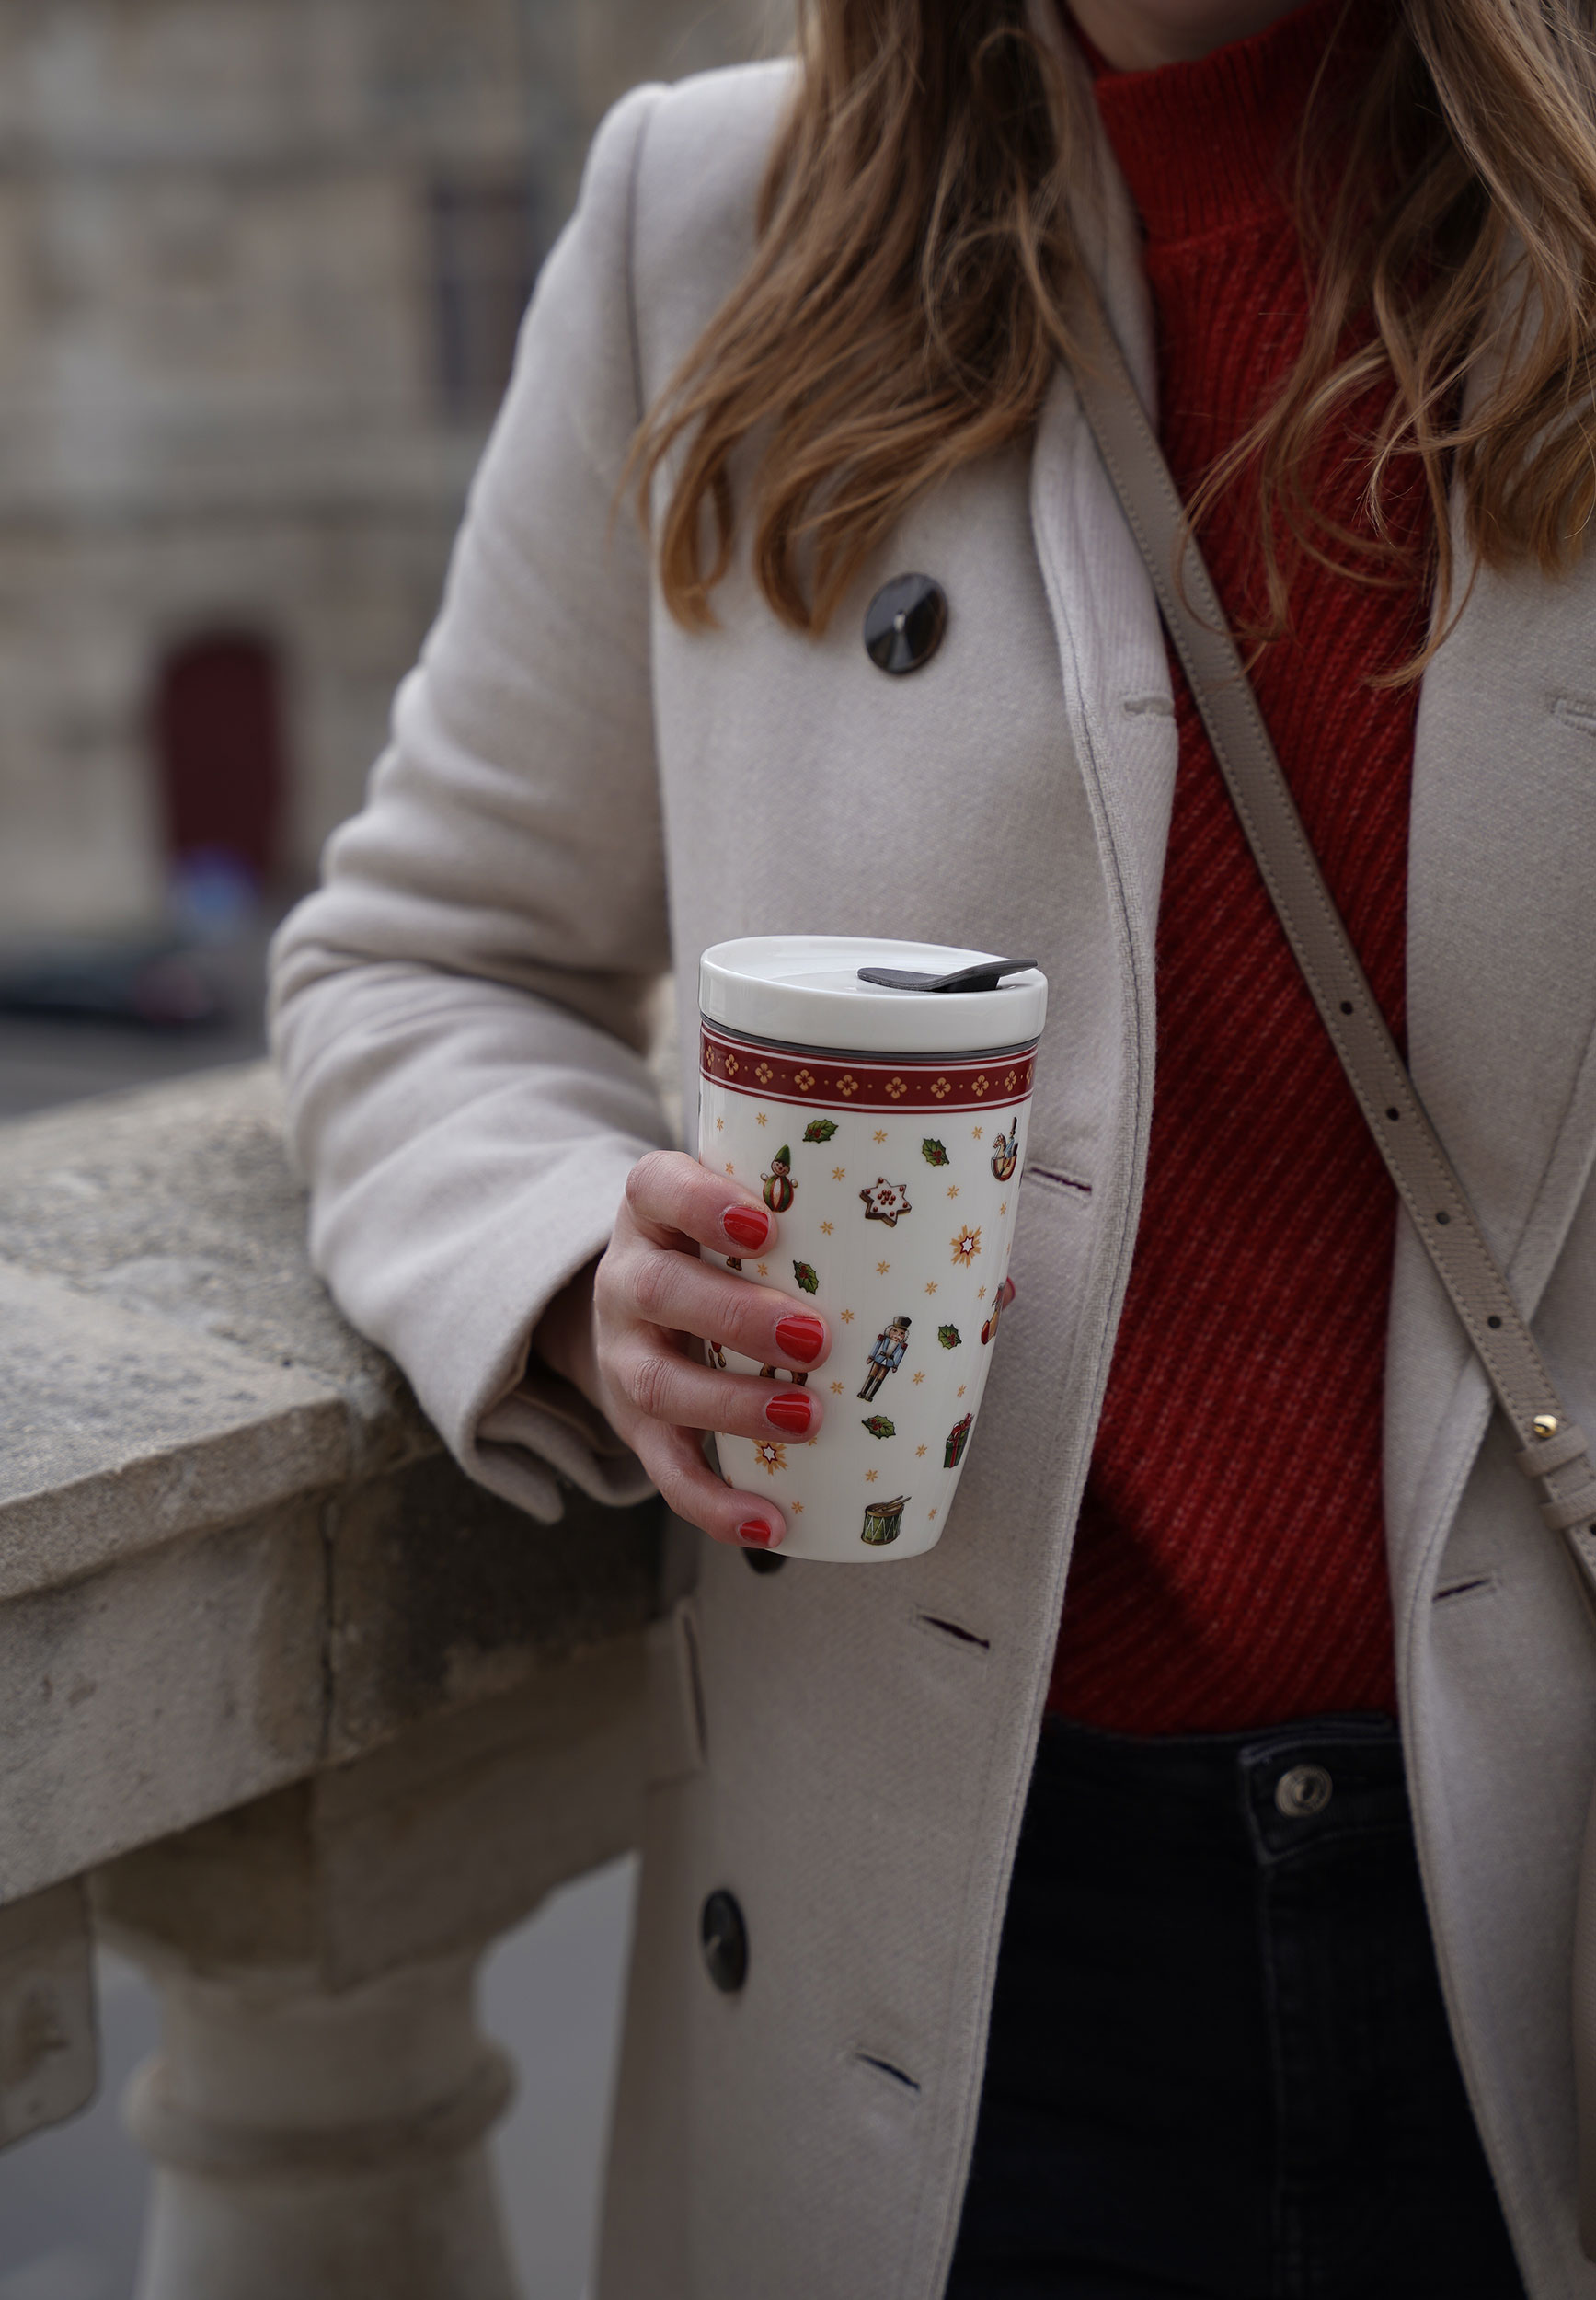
[269, 82, 673, 1523]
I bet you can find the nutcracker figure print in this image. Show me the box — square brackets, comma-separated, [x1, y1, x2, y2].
[858, 1315, 912, 1402]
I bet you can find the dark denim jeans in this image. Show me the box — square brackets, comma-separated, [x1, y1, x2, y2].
[946, 1713, 1526, 2299]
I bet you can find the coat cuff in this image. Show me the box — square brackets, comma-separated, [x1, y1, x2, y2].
[474, 1365, 655, 1521]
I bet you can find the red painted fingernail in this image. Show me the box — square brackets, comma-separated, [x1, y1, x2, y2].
[765, 1389, 814, 1434]
[738, 1519, 780, 1547]
[774, 1312, 825, 1365]
[723, 1206, 770, 1251]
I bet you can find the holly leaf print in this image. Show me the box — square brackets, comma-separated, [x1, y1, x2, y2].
[937, 1324, 962, 1350]
[921, 1138, 950, 1166]
[792, 1260, 820, 1296]
[860, 1415, 897, 1441]
[803, 1119, 839, 1143]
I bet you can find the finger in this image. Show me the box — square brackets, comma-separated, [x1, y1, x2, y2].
[610, 1343, 825, 1443]
[620, 1249, 830, 1372]
[636, 1420, 787, 1550]
[625, 1148, 777, 1259]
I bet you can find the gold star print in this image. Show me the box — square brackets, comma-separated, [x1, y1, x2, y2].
[958, 1385, 967, 1397]
[756, 1111, 768, 1127]
[924, 1281, 937, 1295]
[831, 1382, 844, 1395]
[928, 1507, 938, 1521]
[873, 1128, 888, 1144]
[792, 1501, 805, 1513]
[841, 1309, 855, 1324]
[821, 1220, 834, 1236]
[876, 1260, 890, 1276]
[972, 1126, 984, 1140]
[716, 1117, 724, 1132]
[1000, 1200, 1008, 1215]
[947, 1184, 959, 1198]
[866, 1468, 878, 1484]
[916, 1443, 928, 1457]
[978, 1285, 987, 1300]
[757, 1262, 769, 1277]
[912, 1371, 924, 1385]
[832, 1166, 846, 1181]
[725, 1162, 736, 1176]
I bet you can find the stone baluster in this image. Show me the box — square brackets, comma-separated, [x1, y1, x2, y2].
[119, 1946, 518, 2300]
[94, 1640, 649, 2300]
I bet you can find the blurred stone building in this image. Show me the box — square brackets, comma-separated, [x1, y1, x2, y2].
[0, 0, 770, 938]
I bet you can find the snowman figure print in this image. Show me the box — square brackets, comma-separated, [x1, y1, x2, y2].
[762, 1146, 797, 1213]
[859, 1315, 912, 1402]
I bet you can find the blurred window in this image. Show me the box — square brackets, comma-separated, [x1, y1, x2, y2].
[154, 633, 285, 893]
[431, 179, 542, 422]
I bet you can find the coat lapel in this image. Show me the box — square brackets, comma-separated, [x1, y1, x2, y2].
[1028, 11, 1175, 960]
[1024, 61, 1181, 1499]
[1385, 532, 1596, 1616]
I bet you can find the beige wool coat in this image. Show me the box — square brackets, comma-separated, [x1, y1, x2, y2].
[270, 52, 1596, 2300]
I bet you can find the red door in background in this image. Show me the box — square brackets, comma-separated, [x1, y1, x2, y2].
[155, 634, 285, 891]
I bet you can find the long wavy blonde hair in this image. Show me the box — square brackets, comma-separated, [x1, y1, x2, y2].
[632, 0, 1596, 669]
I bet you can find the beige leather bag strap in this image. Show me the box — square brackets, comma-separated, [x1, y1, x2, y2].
[1062, 279, 1596, 1604]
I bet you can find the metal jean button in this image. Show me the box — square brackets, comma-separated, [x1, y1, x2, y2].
[1274, 1762, 1334, 1819]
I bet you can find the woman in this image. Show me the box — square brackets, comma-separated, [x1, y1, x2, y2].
[270, 1, 1596, 2292]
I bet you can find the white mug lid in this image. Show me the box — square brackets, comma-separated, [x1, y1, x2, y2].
[699, 936, 1047, 1056]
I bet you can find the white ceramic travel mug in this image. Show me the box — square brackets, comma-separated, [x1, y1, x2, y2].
[698, 937, 1048, 1562]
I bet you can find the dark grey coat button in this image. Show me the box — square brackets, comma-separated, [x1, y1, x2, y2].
[864, 574, 947, 674]
[1275, 1763, 1333, 1818]
[701, 1890, 749, 1993]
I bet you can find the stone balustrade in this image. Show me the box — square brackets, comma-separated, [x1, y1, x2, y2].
[0, 1063, 669, 2297]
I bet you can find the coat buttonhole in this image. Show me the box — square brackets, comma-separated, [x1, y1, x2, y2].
[1433, 1574, 1498, 1605]
[1026, 1166, 1093, 1199]
[916, 1614, 992, 1655]
[1553, 695, 1596, 739]
[854, 2053, 921, 2093]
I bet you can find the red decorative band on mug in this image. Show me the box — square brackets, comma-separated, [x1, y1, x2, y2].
[700, 1022, 1038, 1115]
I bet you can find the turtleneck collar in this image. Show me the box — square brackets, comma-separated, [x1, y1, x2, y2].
[1076, 0, 1392, 247]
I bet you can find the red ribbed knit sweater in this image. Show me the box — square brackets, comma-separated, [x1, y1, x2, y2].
[1049, 0, 1428, 1731]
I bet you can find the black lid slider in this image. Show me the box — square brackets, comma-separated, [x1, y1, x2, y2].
[855, 956, 1038, 995]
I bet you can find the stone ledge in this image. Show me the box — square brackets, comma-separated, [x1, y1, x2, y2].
[0, 1063, 662, 1905]
[0, 1257, 350, 1602]
[0, 1063, 422, 1415]
[0, 1063, 442, 1592]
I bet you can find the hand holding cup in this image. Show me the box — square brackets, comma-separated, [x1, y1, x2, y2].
[534, 1149, 830, 1550]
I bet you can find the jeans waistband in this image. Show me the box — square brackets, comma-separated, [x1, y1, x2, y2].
[1038, 1709, 1407, 1869]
